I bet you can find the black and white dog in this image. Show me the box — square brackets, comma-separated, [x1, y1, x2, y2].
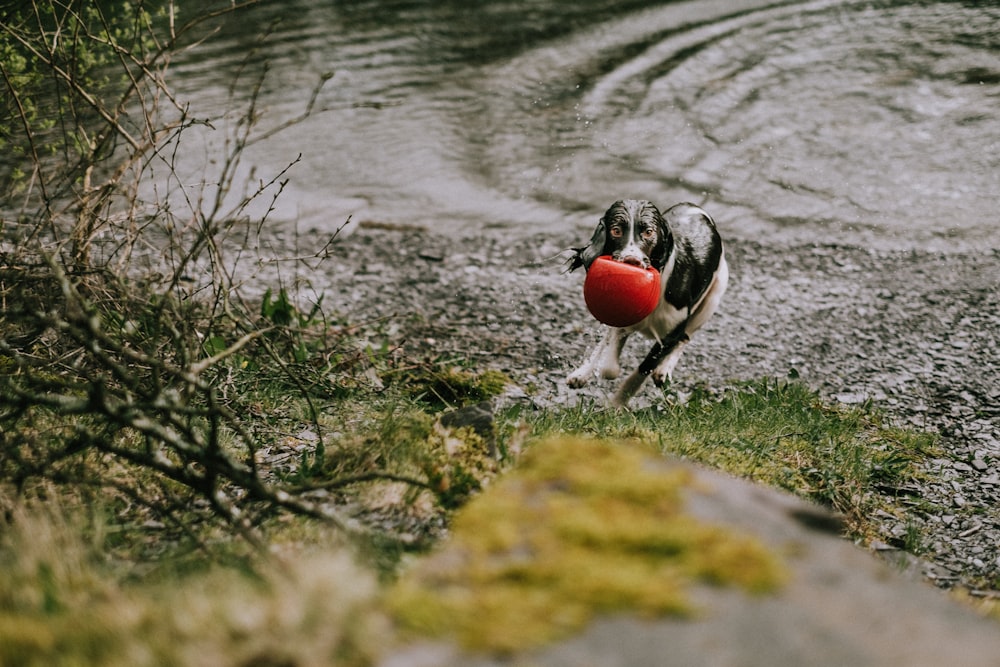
[567, 200, 728, 407]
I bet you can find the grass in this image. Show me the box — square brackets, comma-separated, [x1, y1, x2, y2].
[0, 505, 378, 667]
[504, 379, 939, 539]
[0, 335, 944, 664]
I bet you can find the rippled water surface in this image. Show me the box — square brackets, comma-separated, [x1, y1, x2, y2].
[170, 0, 1000, 250]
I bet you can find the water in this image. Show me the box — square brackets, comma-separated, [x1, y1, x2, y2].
[166, 0, 1000, 250]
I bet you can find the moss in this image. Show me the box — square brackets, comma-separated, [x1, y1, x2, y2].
[387, 437, 786, 653]
[420, 422, 498, 508]
[0, 616, 57, 661]
[312, 404, 496, 512]
[953, 589, 1000, 623]
[403, 366, 510, 407]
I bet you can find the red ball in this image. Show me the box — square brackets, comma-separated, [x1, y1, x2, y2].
[583, 256, 661, 327]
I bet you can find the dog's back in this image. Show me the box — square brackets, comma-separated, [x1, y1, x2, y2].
[661, 203, 725, 312]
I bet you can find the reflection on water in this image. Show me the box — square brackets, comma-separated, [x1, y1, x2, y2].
[165, 0, 999, 249]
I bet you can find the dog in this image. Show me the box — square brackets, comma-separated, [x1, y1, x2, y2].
[566, 200, 728, 407]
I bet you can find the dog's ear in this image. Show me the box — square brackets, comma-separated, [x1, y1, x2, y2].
[648, 205, 673, 271]
[567, 217, 607, 272]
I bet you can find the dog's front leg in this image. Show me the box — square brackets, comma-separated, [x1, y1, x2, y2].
[567, 328, 629, 388]
[611, 334, 688, 407]
[650, 338, 689, 387]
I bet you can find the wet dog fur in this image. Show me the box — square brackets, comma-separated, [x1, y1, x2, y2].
[567, 199, 728, 407]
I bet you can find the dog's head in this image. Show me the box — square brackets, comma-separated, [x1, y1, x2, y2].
[569, 199, 672, 272]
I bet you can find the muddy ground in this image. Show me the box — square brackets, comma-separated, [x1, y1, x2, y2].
[305, 224, 1000, 591]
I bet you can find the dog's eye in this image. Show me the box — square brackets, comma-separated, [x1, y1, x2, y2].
[641, 227, 656, 241]
[610, 226, 623, 238]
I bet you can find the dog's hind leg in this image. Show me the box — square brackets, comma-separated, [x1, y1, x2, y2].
[610, 370, 647, 408]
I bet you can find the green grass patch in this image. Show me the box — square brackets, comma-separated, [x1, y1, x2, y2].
[503, 379, 938, 539]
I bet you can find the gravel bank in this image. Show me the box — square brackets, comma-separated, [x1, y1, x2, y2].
[316, 225, 1000, 591]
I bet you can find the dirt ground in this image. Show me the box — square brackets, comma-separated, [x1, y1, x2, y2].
[310, 223, 1000, 591]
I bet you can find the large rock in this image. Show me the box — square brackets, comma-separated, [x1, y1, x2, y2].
[381, 439, 1000, 667]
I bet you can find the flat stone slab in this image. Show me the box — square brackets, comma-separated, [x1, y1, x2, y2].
[381, 457, 1000, 667]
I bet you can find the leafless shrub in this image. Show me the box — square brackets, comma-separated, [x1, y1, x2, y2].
[0, 1, 434, 551]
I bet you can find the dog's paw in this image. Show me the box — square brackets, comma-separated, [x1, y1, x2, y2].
[566, 369, 592, 388]
[651, 369, 672, 388]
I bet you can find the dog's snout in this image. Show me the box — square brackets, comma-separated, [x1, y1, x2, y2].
[613, 249, 648, 268]
[621, 256, 645, 267]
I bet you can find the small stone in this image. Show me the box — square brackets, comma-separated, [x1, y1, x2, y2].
[296, 428, 319, 442]
[834, 391, 868, 404]
[419, 250, 445, 262]
[971, 459, 989, 472]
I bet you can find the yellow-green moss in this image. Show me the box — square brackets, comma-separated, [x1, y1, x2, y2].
[387, 437, 787, 653]
[403, 366, 510, 407]
[420, 422, 498, 508]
